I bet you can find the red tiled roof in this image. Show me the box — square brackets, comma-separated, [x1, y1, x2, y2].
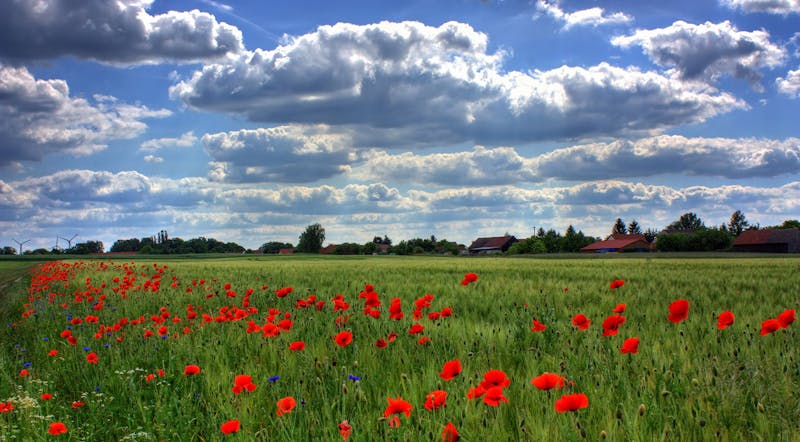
[319, 244, 337, 254]
[581, 238, 650, 251]
[468, 236, 516, 251]
[605, 234, 647, 242]
[733, 229, 799, 246]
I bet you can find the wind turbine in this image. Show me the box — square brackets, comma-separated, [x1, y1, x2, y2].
[13, 239, 31, 255]
[59, 234, 78, 249]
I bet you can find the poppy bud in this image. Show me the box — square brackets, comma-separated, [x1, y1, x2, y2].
[616, 409, 623, 420]
[660, 389, 670, 397]
[757, 402, 765, 413]
[638, 404, 646, 416]
[600, 431, 607, 439]
[341, 383, 348, 395]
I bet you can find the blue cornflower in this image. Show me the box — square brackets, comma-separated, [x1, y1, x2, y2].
[23, 362, 32, 368]
[348, 374, 361, 382]
[83, 346, 91, 352]
[268, 376, 280, 383]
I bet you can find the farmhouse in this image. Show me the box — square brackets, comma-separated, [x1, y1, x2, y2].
[732, 228, 800, 253]
[319, 244, 338, 254]
[278, 248, 294, 255]
[468, 235, 517, 254]
[580, 234, 650, 253]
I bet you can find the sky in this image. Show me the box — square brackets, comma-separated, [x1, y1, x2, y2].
[1, 0, 799, 252]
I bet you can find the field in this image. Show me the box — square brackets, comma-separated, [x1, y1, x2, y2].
[0, 255, 798, 441]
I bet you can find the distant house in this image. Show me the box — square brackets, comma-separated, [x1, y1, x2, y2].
[468, 236, 517, 254]
[319, 244, 338, 254]
[580, 234, 650, 253]
[278, 248, 294, 255]
[732, 229, 800, 253]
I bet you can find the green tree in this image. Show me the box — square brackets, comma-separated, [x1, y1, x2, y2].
[728, 210, 749, 236]
[667, 212, 704, 231]
[781, 219, 800, 229]
[1, 246, 17, 255]
[260, 241, 294, 254]
[297, 223, 326, 253]
[627, 220, 642, 235]
[612, 218, 627, 235]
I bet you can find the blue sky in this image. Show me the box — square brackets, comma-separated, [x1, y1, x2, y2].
[1, 0, 799, 251]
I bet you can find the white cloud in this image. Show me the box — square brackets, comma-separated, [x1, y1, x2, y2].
[171, 21, 744, 146]
[0, 0, 244, 65]
[357, 135, 800, 184]
[202, 126, 357, 183]
[140, 131, 198, 152]
[720, 0, 800, 15]
[612, 20, 786, 89]
[535, 0, 633, 30]
[776, 67, 800, 97]
[0, 65, 171, 166]
[143, 155, 164, 163]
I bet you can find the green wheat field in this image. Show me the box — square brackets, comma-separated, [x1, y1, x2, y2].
[0, 255, 798, 441]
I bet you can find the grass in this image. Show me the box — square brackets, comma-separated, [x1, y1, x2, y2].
[0, 255, 798, 441]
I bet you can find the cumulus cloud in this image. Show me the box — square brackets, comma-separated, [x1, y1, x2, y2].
[140, 131, 197, 152]
[357, 136, 800, 185]
[612, 20, 786, 89]
[0, 65, 171, 166]
[535, 0, 632, 30]
[143, 155, 164, 163]
[3, 169, 798, 248]
[776, 67, 800, 97]
[202, 126, 357, 183]
[720, 0, 800, 15]
[171, 21, 744, 146]
[0, 0, 243, 65]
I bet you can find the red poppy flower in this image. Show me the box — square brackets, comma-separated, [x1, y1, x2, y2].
[601, 315, 626, 336]
[761, 318, 782, 336]
[276, 396, 297, 416]
[338, 420, 352, 440]
[408, 323, 425, 335]
[41, 393, 53, 401]
[442, 422, 459, 442]
[71, 401, 84, 409]
[334, 331, 353, 348]
[717, 311, 735, 330]
[531, 319, 547, 332]
[777, 309, 796, 328]
[47, 422, 68, 436]
[620, 337, 640, 354]
[232, 374, 257, 394]
[289, 341, 306, 351]
[19, 369, 29, 377]
[146, 373, 155, 382]
[612, 303, 626, 313]
[276, 287, 293, 298]
[609, 279, 625, 289]
[480, 370, 511, 390]
[374, 338, 387, 348]
[531, 373, 565, 390]
[667, 299, 689, 323]
[439, 359, 462, 381]
[482, 386, 508, 406]
[461, 272, 478, 286]
[417, 336, 431, 345]
[220, 419, 240, 434]
[0, 402, 13, 413]
[184, 365, 201, 375]
[555, 393, 589, 412]
[424, 390, 447, 411]
[383, 396, 412, 426]
[466, 385, 485, 400]
[48, 349, 58, 357]
[387, 332, 398, 342]
[86, 352, 98, 364]
[571, 314, 590, 330]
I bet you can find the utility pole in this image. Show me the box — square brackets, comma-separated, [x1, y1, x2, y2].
[13, 239, 31, 255]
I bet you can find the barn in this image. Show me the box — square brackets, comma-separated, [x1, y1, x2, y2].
[580, 234, 651, 253]
[732, 229, 800, 253]
[468, 236, 517, 254]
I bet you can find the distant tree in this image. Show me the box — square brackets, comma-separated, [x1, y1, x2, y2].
[260, 241, 294, 254]
[627, 220, 642, 235]
[111, 238, 142, 252]
[541, 229, 561, 253]
[728, 210, 749, 236]
[667, 212, 705, 231]
[508, 237, 546, 254]
[643, 228, 658, 243]
[362, 242, 378, 254]
[333, 243, 362, 255]
[612, 218, 627, 235]
[536, 227, 545, 238]
[297, 223, 326, 253]
[382, 235, 392, 246]
[1, 246, 17, 255]
[68, 241, 104, 254]
[781, 219, 800, 229]
[558, 225, 595, 253]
